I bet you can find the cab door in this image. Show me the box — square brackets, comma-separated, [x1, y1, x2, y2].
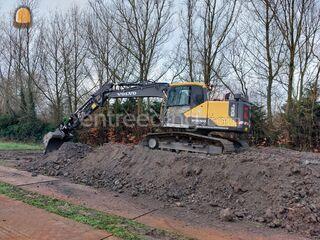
[189, 86, 208, 127]
[163, 86, 192, 128]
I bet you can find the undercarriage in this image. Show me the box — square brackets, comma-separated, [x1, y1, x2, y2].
[143, 129, 249, 155]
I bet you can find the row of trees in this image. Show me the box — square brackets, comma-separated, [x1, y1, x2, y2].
[0, 0, 319, 149]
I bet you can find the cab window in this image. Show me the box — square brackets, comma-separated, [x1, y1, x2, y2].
[167, 86, 190, 106]
[191, 86, 205, 107]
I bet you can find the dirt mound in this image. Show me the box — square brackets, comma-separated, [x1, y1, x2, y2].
[24, 142, 320, 238]
[26, 142, 92, 176]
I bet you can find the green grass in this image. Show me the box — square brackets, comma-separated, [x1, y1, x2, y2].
[0, 141, 42, 151]
[0, 182, 191, 240]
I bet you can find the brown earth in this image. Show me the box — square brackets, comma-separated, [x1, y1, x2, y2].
[20, 142, 320, 239]
[0, 164, 305, 240]
[0, 151, 42, 168]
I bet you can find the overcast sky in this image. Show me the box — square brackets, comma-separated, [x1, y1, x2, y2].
[0, 0, 88, 15]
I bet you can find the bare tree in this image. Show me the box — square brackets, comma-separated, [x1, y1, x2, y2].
[178, 0, 242, 95]
[86, 2, 134, 85]
[90, 0, 172, 113]
[297, 1, 320, 100]
[0, 0, 42, 119]
[36, 14, 65, 124]
[247, 0, 285, 121]
[0, 21, 18, 114]
[270, 0, 314, 114]
[197, 0, 241, 88]
[60, 7, 89, 113]
[18, 1, 42, 119]
[223, 36, 252, 97]
[110, 0, 172, 83]
[180, 0, 197, 82]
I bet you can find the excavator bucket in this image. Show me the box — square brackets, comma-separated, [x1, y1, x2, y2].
[43, 129, 67, 154]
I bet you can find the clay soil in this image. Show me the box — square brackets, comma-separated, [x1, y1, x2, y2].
[19, 142, 320, 239]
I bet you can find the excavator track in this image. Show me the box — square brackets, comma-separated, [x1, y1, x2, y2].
[143, 131, 247, 155]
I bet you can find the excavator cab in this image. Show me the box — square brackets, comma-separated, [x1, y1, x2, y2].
[162, 83, 208, 128]
[162, 83, 251, 133]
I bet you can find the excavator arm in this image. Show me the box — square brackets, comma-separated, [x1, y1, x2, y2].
[44, 82, 169, 153]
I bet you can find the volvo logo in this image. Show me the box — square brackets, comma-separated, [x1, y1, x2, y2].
[117, 91, 137, 97]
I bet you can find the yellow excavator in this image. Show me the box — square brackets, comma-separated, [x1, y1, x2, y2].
[44, 81, 251, 154]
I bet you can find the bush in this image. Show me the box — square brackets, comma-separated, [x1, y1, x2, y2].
[266, 84, 320, 152]
[250, 90, 320, 152]
[250, 104, 280, 146]
[0, 114, 19, 129]
[284, 99, 320, 151]
[0, 114, 55, 142]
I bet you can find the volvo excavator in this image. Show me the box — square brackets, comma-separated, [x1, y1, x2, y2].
[44, 81, 251, 155]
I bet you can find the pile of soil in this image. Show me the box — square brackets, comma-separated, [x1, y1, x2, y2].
[25, 143, 92, 176]
[23, 142, 320, 238]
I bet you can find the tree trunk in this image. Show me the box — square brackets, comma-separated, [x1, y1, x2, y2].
[267, 77, 273, 121]
[265, 0, 273, 122]
[287, 48, 295, 114]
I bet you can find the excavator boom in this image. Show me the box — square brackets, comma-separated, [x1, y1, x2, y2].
[44, 82, 169, 153]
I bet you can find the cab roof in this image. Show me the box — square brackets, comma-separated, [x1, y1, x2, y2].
[170, 82, 207, 88]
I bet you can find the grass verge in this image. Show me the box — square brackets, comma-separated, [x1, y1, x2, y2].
[0, 141, 42, 151]
[0, 182, 190, 240]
